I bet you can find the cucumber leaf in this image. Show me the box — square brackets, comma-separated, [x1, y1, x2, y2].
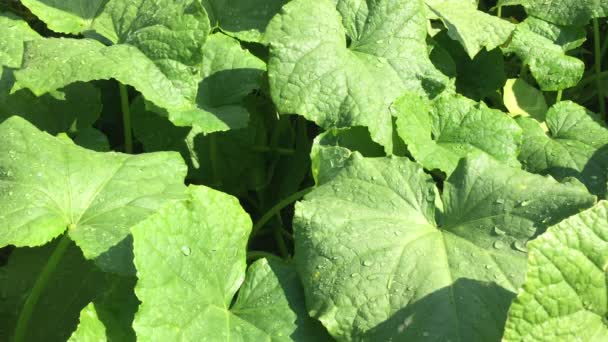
[0, 116, 187, 274]
[294, 152, 595, 341]
[132, 186, 329, 340]
[517, 101, 608, 198]
[504, 201, 608, 341]
[266, 0, 448, 152]
[393, 92, 522, 174]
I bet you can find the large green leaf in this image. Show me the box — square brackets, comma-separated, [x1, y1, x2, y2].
[503, 78, 549, 122]
[294, 153, 595, 341]
[517, 101, 608, 198]
[132, 186, 329, 340]
[202, 0, 288, 43]
[504, 201, 608, 341]
[0, 116, 187, 273]
[0, 12, 40, 68]
[0, 238, 138, 342]
[266, 0, 448, 152]
[505, 18, 585, 90]
[393, 92, 522, 174]
[13, 0, 229, 132]
[426, 1, 515, 58]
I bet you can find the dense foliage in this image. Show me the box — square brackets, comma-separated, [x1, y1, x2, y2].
[1, 0, 607, 341]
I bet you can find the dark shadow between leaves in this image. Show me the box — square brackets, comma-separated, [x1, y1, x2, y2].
[364, 278, 515, 342]
[94, 234, 136, 277]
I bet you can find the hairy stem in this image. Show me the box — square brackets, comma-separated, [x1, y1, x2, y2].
[250, 187, 314, 237]
[273, 215, 289, 258]
[556, 90, 563, 103]
[593, 18, 606, 117]
[13, 234, 71, 342]
[118, 83, 133, 153]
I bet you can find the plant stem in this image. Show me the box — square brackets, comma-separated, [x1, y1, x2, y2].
[13, 234, 71, 342]
[593, 18, 606, 117]
[556, 90, 563, 103]
[273, 216, 289, 258]
[118, 83, 133, 153]
[497, 6, 502, 18]
[250, 145, 295, 155]
[250, 187, 314, 237]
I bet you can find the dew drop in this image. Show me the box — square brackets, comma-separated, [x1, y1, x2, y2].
[494, 198, 505, 204]
[362, 260, 373, 266]
[512, 241, 528, 253]
[493, 240, 505, 249]
[180, 246, 191, 256]
[493, 226, 506, 236]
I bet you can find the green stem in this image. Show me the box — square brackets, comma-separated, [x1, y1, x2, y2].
[246, 251, 279, 262]
[118, 83, 133, 153]
[600, 27, 608, 61]
[556, 90, 563, 103]
[13, 234, 71, 342]
[273, 217, 289, 258]
[593, 18, 606, 117]
[497, 6, 502, 18]
[250, 187, 314, 237]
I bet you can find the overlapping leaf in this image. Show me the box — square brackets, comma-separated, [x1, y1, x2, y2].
[203, 0, 288, 43]
[517, 101, 608, 197]
[0, 12, 40, 68]
[393, 92, 522, 174]
[504, 201, 608, 341]
[14, 0, 241, 132]
[266, 0, 448, 152]
[426, 1, 515, 58]
[132, 186, 329, 340]
[294, 152, 595, 341]
[0, 117, 187, 273]
[505, 18, 586, 90]
[499, 0, 608, 26]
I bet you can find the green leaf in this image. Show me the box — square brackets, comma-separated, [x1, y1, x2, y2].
[294, 153, 595, 341]
[503, 78, 549, 122]
[0, 238, 137, 342]
[504, 201, 608, 341]
[203, 0, 289, 43]
[266, 0, 448, 152]
[426, 1, 515, 58]
[0, 12, 40, 68]
[0, 116, 187, 273]
[517, 101, 608, 197]
[168, 33, 266, 132]
[505, 18, 585, 91]
[132, 186, 329, 340]
[393, 92, 522, 174]
[0, 69, 102, 136]
[68, 303, 107, 342]
[19, 0, 107, 34]
[310, 127, 385, 184]
[499, 0, 608, 26]
[14, 0, 220, 131]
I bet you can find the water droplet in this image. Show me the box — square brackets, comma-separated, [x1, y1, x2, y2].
[180, 246, 191, 256]
[493, 240, 505, 249]
[493, 226, 506, 236]
[512, 241, 528, 253]
[350, 273, 359, 277]
[517, 200, 531, 207]
[362, 260, 373, 266]
[485, 265, 492, 269]
[495, 198, 505, 204]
